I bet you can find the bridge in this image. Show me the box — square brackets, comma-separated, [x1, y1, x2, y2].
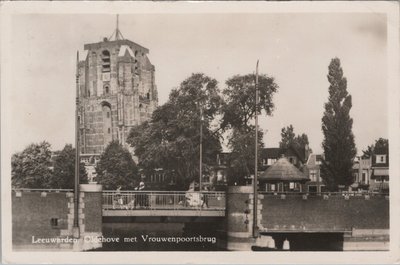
[12, 185, 389, 251]
[102, 190, 226, 217]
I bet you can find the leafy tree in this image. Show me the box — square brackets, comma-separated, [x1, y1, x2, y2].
[127, 73, 222, 189]
[221, 74, 278, 130]
[362, 138, 389, 158]
[221, 73, 278, 184]
[49, 144, 88, 189]
[321, 58, 357, 191]
[12, 141, 52, 189]
[96, 141, 139, 190]
[279, 124, 310, 151]
[227, 126, 264, 185]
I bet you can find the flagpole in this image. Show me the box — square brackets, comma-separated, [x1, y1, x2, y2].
[253, 60, 259, 238]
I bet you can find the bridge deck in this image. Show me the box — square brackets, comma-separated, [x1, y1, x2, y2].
[102, 190, 226, 217]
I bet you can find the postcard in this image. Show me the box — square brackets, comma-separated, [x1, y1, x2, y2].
[1, 1, 399, 264]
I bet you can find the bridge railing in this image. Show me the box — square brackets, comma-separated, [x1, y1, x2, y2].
[102, 191, 226, 211]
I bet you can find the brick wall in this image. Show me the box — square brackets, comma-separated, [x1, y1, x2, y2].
[12, 191, 71, 245]
[260, 194, 389, 232]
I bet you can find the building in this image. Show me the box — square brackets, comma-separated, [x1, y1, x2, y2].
[370, 148, 389, 192]
[304, 154, 326, 193]
[259, 157, 310, 192]
[260, 146, 310, 171]
[351, 156, 372, 191]
[77, 23, 158, 182]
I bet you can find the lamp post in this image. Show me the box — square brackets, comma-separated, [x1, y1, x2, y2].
[199, 105, 203, 192]
[74, 51, 80, 233]
[253, 60, 259, 238]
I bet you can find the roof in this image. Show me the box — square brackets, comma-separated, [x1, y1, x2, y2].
[259, 157, 309, 182]
[84, 39, 149, 54]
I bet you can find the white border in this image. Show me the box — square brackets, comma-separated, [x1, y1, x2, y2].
[1, 1, 399, 264]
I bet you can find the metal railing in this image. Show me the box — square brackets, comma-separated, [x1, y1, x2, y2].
[102, 191, 226, 211]
[12, 188, 73, 193]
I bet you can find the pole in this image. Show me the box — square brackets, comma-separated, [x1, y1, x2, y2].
[253, 60, 259, 238]
[74, 51, 80, 232]
[199, 105, 203, 191]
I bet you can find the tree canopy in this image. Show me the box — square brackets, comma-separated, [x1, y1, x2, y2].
[362, 138, 389, 158]
[221, 73, 278, 184]
[221, 74, 278, 130]
[49, 144, 88, 189]
[12, 141, 53, 189]
[96, 141, 139, 190]
[127, 73, 223, 189]
[279, 124, 310, 151]
[321, 58, 357, 190]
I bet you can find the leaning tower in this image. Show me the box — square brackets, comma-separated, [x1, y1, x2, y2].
[76, 20, 158, 179]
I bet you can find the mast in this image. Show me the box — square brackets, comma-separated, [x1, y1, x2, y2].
[253, 60, 259, 238]
[73, 51, 80, 233]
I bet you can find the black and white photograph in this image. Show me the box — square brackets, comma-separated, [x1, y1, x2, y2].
[1, 1, 399, 264]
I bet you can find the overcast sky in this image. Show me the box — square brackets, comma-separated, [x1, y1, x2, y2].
[8, 12, 388, 155]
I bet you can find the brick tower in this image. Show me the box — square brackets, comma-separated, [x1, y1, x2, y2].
[77, 18, 158, 181]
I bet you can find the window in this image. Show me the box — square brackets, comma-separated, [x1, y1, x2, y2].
[50, 218, 58, 228]
[310, 170, 317, 181]
[362, 172, 367, 183]
[376, 155, 386, 164]
[108, 128, 111, 134]
[146, 92, 150, 100]
[104, 85, 110, 94]
[101, 50, 111, 73]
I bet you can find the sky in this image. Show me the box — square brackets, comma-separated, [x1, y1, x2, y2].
[7, 12, 388, 155]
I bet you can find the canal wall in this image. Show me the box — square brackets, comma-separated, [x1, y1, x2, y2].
[224, 190, 389, 251]
[12, 184, 103, 251]
[259, 194, 389, 232]
[12, 190, 74, 250]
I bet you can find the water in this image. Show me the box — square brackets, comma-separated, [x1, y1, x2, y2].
[96, 222, 224, 251]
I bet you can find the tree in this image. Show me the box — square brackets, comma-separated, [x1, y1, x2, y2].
[227, 126, 264, 185]
[12, 141, 52, 189]
[362, 138, 388, 158]
[127, 73, 223, 189]
[49, 144, 88, 189]
[96, 141, 139, 190]
[221, 73, 278, 183]
[221, 74, 278, 130]
[279, 124, 310, 151]
[321, 58, 357, 191]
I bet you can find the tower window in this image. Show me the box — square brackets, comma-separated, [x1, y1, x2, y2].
[104, 85, 110, 94]
[146, 92, 150, 100]
[108, 128, 111, 134]
[101, 50, 111, 73]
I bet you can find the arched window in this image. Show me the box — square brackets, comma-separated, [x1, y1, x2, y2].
[101, 50, 111, 73]
[104, 85, 110, 95]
